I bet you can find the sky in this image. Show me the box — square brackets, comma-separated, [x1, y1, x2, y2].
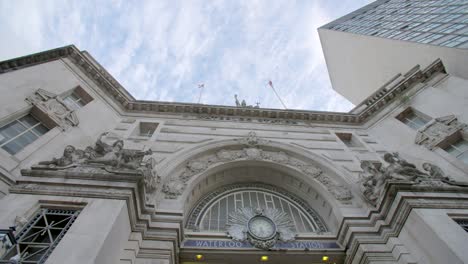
[0, 0, 372, 112]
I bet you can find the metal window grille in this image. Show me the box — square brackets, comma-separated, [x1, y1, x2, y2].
[187, 184, 328, 233]
[0, 209, 80, 264]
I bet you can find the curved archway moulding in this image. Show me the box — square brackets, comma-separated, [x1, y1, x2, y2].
[160, 132, 355, 204]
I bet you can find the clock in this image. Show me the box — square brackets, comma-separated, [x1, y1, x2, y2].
[248, 215, 277, 240]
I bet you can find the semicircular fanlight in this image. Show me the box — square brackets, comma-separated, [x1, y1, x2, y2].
[186, 183, 328, 233]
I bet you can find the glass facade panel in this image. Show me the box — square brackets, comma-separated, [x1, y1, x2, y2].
[326, 0, 468, 48]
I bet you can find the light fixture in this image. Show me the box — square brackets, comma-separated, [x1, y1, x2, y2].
[322, 255, 329, 261]
[195, 254, 203, 261]
[260, 255, 269, 261]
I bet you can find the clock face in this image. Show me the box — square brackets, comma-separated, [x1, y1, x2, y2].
[248, 216, 276, 240]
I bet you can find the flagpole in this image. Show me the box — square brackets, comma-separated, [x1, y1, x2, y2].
[197, 84, 204, 104]
[267, 81, 288, 110]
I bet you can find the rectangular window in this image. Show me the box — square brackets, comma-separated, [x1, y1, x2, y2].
[62, 86, 93, 111]
[0, 115, 50, 155]
[444, 138, 468, 164]
[417, 33, 444, 44]
[0, 209, 80, 263]
[131, 122, 159, 138]
[440, 35, 468, 47]
[336, 133, 364, 148]
[63, 93, 85, 110]
[396, 108, 430, 130]
[439, 24, 465, 34]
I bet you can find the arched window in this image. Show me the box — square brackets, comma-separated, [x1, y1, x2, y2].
[187, 183, 327, 233]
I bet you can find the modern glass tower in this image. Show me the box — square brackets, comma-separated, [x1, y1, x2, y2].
[319, 0, 468, 104]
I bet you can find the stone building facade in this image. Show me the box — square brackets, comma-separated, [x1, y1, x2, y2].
[0, 45, 467, 264]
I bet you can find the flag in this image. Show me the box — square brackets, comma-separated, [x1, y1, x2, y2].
[268, 80, 273, 88]
[198, 83, 205, 88]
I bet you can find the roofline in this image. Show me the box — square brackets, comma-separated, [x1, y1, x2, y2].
[0, 45, 446, 125]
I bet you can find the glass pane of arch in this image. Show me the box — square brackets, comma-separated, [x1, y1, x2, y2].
[187, 183, 327, 233]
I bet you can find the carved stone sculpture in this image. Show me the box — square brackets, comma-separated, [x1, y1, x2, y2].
[34, 132, 157, 198]
[359, 161, 386, 205]
[382, 153, 428, 181]
[227, 207, 296, 250]
[25, 88, 79, 130]
[415, 115, 467, 150]
[359, 153, 459, 206]
[422, 163, 451, 181]
[234, 95, 259, 108]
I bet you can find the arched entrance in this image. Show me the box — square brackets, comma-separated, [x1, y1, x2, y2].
[155, 133, 355, 263]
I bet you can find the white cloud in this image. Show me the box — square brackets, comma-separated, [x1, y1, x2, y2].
[0, 0, 372, 112]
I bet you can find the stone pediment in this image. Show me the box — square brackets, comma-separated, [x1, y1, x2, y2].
[414, 115, 467, 150]
[26, 88, 79, 130]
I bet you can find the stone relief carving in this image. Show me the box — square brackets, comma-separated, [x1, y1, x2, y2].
[227, 207, 295, 250]
[26, 88, 79, 130]
[196, 115, 301, 125]
[415, 115, 467, 150]
[162, 132, 353, 202]
[359, 152, 459, 206]
[33, 132, 158, 199]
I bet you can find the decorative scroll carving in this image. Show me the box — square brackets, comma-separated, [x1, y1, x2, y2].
[162, 133, 353, 202]
[33, 132, 157, 198]
[227, 207, 295, 250]
[359, 152, 458, 206]
[26, 88, 79, 130]
[415, 115, 467, 150]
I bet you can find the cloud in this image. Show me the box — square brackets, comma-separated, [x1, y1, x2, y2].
[0, 0, 372, 112]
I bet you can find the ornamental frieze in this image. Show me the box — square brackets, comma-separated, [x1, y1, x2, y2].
[162, 132, 353, 202]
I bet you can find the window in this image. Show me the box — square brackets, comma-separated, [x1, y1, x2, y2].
[62, 86, 93, 111]
[0, 209, 80, 264]
[63, 93, 85, 110]
[336, 133, 364, 148]
[417, 33, 443, 44]
[0, 115, 49, 155]
[440, 35, 468, 47]
[444, 138, 468, 164]
[187, 184, 327, 233]
[131, 122, 159, 138]
[454, 219, 468, 232]
[396, 108, 430, 130]
[439, 24, 465, 34]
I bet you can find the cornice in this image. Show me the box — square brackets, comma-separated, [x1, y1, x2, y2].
[0, 45, 446, 125]
[337, 181, 468, 264]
